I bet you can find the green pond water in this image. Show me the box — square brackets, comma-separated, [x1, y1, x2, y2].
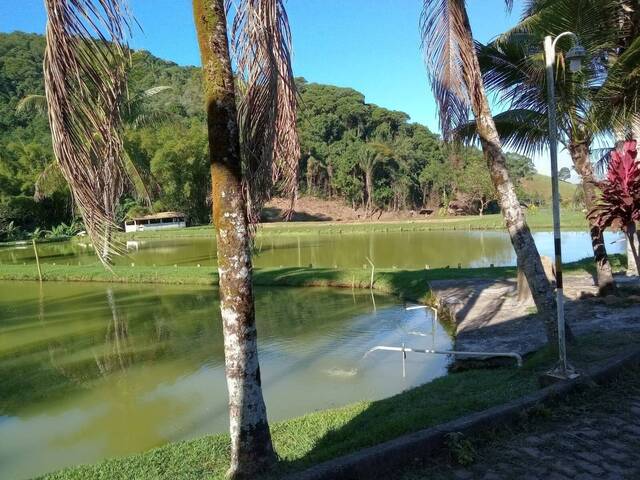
[0, 230, 625, 269]
[0, 281, 451, 480]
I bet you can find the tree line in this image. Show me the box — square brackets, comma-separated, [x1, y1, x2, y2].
[8, 0, 640, 477]
[0, 32, 542, 240]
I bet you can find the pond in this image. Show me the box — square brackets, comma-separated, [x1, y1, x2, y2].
[0, 281, 451, 480]
[0, 229, 625, 269]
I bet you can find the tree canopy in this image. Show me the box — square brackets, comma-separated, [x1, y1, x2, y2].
[0, 31, 540, 239]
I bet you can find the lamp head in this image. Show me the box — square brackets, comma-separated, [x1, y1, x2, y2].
[566, 44, 587, 73]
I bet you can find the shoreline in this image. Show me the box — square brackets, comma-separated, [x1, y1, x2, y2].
[35, 331, 640, 480]
[0, 255, 625, 302]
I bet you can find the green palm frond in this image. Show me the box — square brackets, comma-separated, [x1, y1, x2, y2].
[34, 160, 67, 200]
[122, 85, 172, 127]
[454, 109, 550, 157]
[16, 94, 48, 115]
[593, 35, 640, 132]
[122, 150, 152, 207]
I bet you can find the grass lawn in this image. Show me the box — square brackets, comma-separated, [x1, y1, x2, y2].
[113, 208, 589, 240]
[0, 255, 626, 304]
[521, 174, 578, 204]
[37, 331, 640, 480]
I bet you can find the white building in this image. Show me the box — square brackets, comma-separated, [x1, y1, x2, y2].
[124, 212, 186, 233]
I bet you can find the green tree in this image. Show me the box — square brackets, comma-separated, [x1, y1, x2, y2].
[463, 0, 625, 293]
[459, 151, 497, 216]
[421, 0, 560, 344]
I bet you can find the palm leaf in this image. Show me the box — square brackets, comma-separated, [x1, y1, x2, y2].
[593, 36, 640, 132]
[420, 0, 472, 140]
[420, 0, 514, 140]
[43, 0, 132, 266]
[34, 160, 68, 200]
[16, 95, 48, 115]
[122, 150, 152, 206]
[123, 85, 172, 127]
[455, 109, 550, 157]
[229, 0, 300, 223]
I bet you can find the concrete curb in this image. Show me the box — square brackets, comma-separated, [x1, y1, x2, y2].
[285, 349, 640, 480]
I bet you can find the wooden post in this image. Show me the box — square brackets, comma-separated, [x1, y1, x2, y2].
[33, 239, 43, 282]
[366, 256, 375, 289]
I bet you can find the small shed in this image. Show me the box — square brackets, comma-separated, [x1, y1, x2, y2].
[124, 212, 186, 233]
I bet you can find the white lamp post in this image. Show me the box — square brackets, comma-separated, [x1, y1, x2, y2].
[544, 32, 585, 380]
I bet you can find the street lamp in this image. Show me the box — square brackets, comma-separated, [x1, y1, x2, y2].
[544, 32, 585, 380]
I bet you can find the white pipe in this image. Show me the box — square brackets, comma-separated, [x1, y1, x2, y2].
[363, 346, 523, 367]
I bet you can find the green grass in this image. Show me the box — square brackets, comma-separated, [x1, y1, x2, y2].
[0, 255, 626, 305]
[116, 208, 589, 239]
[37, 331, 640, 480]
[522, 174, 578, 204]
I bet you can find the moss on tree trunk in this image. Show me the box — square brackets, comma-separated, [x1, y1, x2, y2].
[192, 1, 276, 478]
[569, 141, 616, 294]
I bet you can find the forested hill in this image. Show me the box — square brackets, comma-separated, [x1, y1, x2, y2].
[0, 31, 559, 238]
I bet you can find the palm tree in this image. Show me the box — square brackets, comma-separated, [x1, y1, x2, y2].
[192, 0, 298, 477]
[18, 87, 171, 206]
[591, 0, 640, 274]
[420, 0, 559, 344]
[357, 142, 391, 216]
[456, 0, 621, 293]
[44, 1, 299, 477]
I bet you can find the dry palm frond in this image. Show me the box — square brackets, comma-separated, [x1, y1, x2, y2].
[229, 0, 300, 224]
[420, 0, 472, 140]
[43, 0, 131, 266]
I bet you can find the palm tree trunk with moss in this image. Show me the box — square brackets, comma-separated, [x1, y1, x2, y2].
[192, 1, 275, 477]
[457, 8, 558, 344]
[569, 141, 616, 293]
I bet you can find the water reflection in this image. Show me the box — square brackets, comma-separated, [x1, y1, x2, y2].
[0, 281, 451, 480]
[0, 230, 624, 269]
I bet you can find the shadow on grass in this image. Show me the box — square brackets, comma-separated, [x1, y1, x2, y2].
[266, 289, 640, 479]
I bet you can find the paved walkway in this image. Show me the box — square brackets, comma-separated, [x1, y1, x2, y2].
[429, 274, 640, 358]
[397, 368, 640, 480]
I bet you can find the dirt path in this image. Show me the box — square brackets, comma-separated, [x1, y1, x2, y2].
[395, 366, 640, 480]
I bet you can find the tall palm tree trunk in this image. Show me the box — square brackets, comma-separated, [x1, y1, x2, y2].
[457, 9, 558, 344]
[569, 141, 616, 293]
[365, 167, 374, 216]
[193, 1, 275, 478]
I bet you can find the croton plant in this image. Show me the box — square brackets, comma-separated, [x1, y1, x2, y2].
[588, 140, 640, 264]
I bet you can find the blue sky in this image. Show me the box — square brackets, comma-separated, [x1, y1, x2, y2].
[0, 0, 573, 176]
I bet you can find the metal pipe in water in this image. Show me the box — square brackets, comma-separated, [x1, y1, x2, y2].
[363, 345, 523, 368]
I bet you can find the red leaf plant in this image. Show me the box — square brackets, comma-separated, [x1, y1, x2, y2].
[588, 140, 640, 269]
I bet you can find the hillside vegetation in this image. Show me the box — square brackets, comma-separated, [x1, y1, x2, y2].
[522, 174, 578, 205]
[0, 32, 578, 241]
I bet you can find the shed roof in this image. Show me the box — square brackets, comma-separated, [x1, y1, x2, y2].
[129, 211, 186, 222]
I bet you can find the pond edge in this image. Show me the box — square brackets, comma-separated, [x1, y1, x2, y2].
[284, 348, 640, 480]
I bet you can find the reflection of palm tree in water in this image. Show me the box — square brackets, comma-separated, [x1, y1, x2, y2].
[47, 288, 133, 385]
[94, 288, 132, 375]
